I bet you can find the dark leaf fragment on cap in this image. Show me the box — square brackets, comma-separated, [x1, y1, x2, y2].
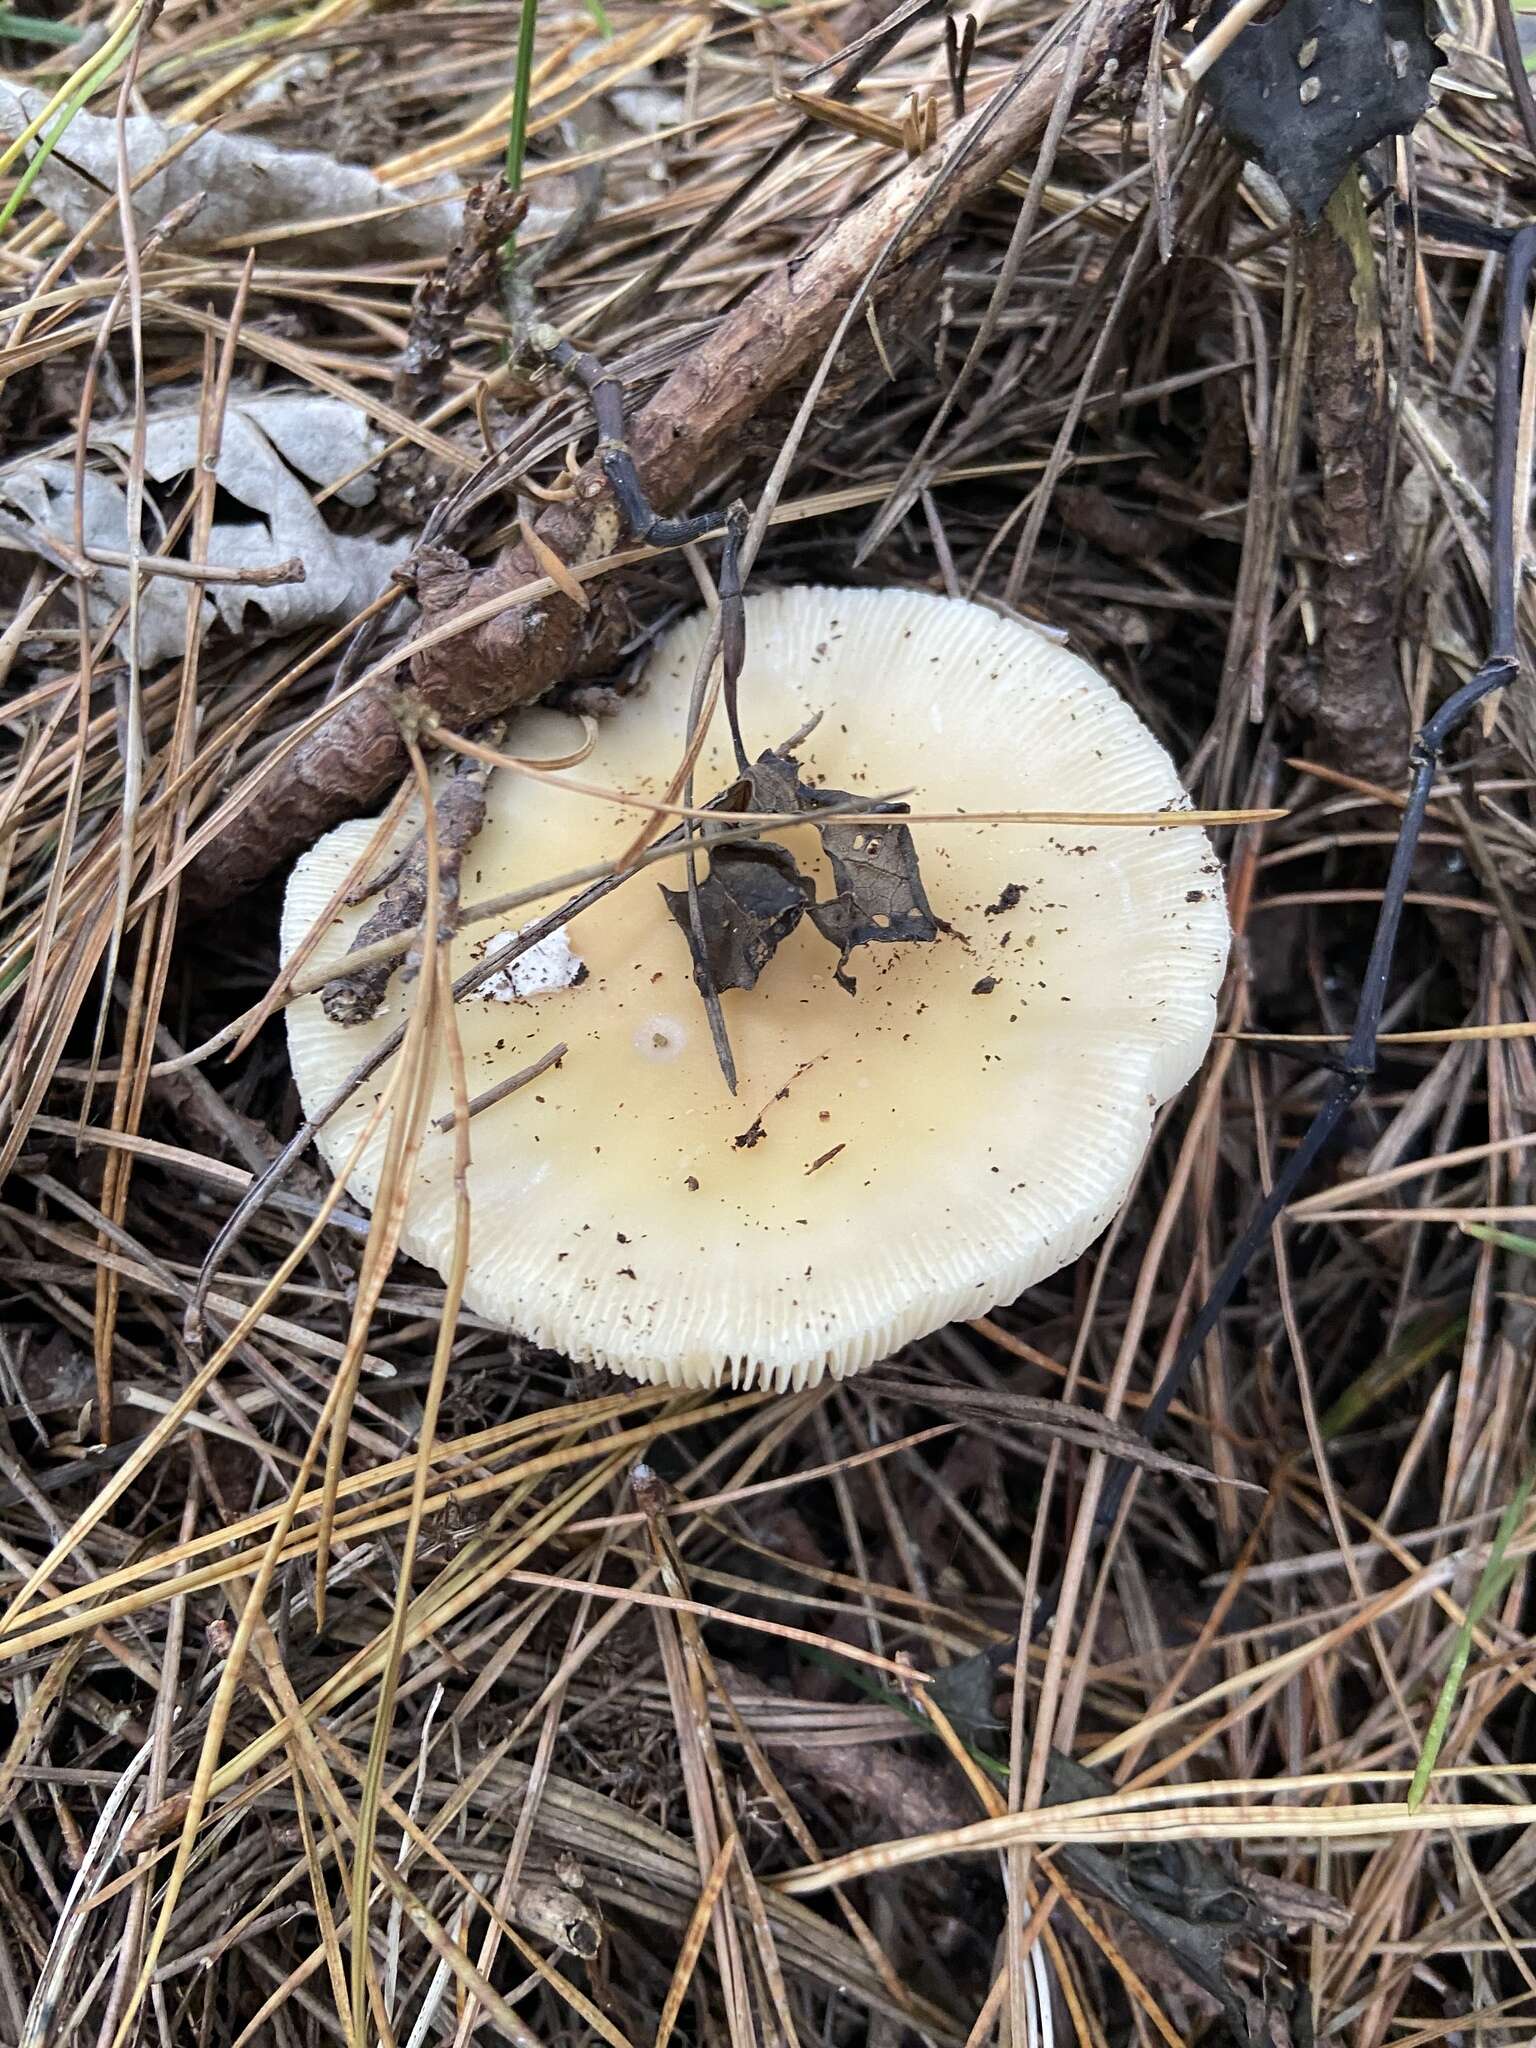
[663, 743, 939, 1001]
[661, 752, 821, 993]
[808, 806, 939, 993]
[1203, 0, 1442, 225]
[661, 835, 813, 994]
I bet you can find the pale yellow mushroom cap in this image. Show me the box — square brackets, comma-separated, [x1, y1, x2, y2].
[282, 586, 1229, 1390]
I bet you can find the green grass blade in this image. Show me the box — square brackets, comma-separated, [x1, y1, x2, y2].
[1462, 1221, 1536, 1258]
[0, 11, 141, 236]
[0, 10, 85, 44]
[504, 0, 538, 193]
[498, 0, 538, 272]
[1320, 1311, 1465, 1441]
[1408, 1457, 1536, 1809]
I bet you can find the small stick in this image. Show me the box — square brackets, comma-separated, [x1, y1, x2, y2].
[82, 548, 306, 588]
[945, 11, 978, 121]
[535, 331, 751, 1088]
[432, 1042, 566, 1132]
[534, 336, 751, 740]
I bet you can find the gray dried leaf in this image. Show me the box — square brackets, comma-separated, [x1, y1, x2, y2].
[808, 807, 938, 994]
[0, 83, 460, 261]
[0, 393, 395, 666]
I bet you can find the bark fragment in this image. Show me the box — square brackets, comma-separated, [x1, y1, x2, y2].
[1300, 176, 1409, 784]
[393, 181, 528, 419]
[320, 726, 502, 1025]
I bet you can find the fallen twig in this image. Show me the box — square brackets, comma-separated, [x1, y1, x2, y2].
[1295, 173, 1409, 781]
[431, 1040, 566, 1132]
[320, 721, 504, 1025]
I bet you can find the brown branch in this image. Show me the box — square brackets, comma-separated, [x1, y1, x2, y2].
[393, 180, 528, 418]
[1297, 175, 1410, 784]
[185, 0, 1160, 910]
[319, 724, 502, 1025]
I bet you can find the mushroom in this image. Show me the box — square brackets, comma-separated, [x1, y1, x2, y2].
[282, 585, 1229, 1390]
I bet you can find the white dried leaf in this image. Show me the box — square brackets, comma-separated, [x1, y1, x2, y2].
[480, 927, 584, 1002]
[608, 84, 686, 134]
[569, 38, 685, 135]
[243, 53, 334, 112]
[0, 83, 460, 261]
[0, 393, 396, 666]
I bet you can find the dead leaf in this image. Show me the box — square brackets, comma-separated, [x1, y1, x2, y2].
[660, 751, 819, 993]
[661, 834, 813, 994]
[0, 393, 395, 665]
[661, 743, 941, 1000]
[924, 1651, 1007, 1733]
[0, 83, 461, 261]
[1202, 0, 1443, 226]
[729, 748, 816, 820]
[808, 806, 938, 994]
[1043, 1751, 1287, 2046]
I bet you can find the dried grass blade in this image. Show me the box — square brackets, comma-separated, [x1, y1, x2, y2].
[349, 733, 468, 2041]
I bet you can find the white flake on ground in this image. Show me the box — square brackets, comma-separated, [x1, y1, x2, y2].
[481, 927, 583, 1002]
